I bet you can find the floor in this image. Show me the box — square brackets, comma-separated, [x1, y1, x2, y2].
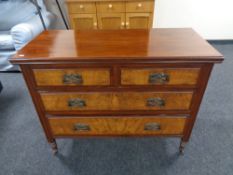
[0, 43, 232, 175]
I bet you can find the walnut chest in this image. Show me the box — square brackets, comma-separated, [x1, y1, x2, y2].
[10, 29, 223, 154]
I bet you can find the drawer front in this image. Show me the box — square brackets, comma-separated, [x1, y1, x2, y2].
[121, 68, 200, 85]
[67, 2, 96, 14]
[49, 116, 187, 136]
[97, 2, 125, 13]
[126, 1, 154, 12]
[41, 92, 193, 112]
[33, 68, 110, 86]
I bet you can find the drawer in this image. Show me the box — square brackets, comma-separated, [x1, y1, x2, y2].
[49, 116, 187, 136]
[67, 2, 96, 14]
[126, 1, 154, 12]
[97, 2, 125, 13]
[121, 68, 200, 86]
[41, 92, 193, 112]
[33, 68, 110, 86]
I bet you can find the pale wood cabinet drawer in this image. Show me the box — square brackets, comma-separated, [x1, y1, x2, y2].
[70, 14, 98, 29]
[33, 68, 110, 86]
[67, 2, 96, 14]
[41, 92, 193, 112]
[49, 116, 187, 136]
[97, 2, 125, 13]
[125, 13, 152, 29]
[97, 13, 125, 29]
[121, 68, 200, 85]
[126, 0, 154, 12]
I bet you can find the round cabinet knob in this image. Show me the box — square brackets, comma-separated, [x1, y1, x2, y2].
[108, 4, 113, 8]
[137, 3, 142, 7]
[79, 4, 84, 9]
[93, 22, 97, 26]
[121, 22, 125, 26]
[126, 22, 129, 26]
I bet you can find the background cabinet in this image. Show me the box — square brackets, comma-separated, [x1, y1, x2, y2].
[66, 0, 155, 30]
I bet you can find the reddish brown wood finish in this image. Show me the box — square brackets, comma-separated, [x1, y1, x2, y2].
[10, 29, 223, 153]
[11, 29, 223, 63]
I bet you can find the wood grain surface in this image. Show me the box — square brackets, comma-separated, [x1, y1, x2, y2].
[41, 92, 193, 111]
[49, 116, 187, 136]
[33, 68, 110, 86]
[121, 68, 200, 85]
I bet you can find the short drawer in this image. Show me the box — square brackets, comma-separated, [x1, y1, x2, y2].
[49, 116, 187, 136]
[33, 68, 110, 86]
[126, 1, 154, 12]
[67, 2, 96, 14]
[41, 92, 193, 112]
[97, 2, 125, 13]
[121, 68, 200, 86]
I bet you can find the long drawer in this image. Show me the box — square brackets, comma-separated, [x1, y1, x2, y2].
[41, 92, 193, 112]
[33, 68, 111, 86]
[49, 116, 187, 136]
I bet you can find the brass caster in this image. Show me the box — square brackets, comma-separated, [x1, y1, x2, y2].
[179, 140, 186, 155]
[52, 149, 58, 155]
[50, 140, 58, 155]
[179, 147, 184, 155]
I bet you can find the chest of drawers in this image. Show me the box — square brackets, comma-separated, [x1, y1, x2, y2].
[66, 0, 155, 29]
[10, 29, 223, 154]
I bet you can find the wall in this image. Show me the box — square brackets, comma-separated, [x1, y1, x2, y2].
[46, 0, 233, 40]
[155, 0, 233, 39]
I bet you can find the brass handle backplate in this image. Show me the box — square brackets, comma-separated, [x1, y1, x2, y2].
[149, 73, 169, 84]
[74, 123, 90, 131]
[146, 98, 165, 107]
[63, 74, 83, 84]
[144, 123, 161, 131]
[68, 98, 86, 108]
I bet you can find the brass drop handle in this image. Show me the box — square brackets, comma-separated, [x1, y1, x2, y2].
[126, 22, 129, 29]
[121, 22, 125, 26]
[108, 4, 113, 8]
[137, 3, 142, 7]
[146, 98, 165, 107]
[68, 98, 86, 108]
[63, 74, 83, 84]
[149, 73, 169, 84]
[79, 4, 84, 9]
[93, 22, 97, 26]
[74, 123, 91, 131]
[144, 123, 161, 131]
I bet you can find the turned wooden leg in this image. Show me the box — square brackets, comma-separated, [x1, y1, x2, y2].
[179, 139, 187, 155]
[50, 140, 58, 155]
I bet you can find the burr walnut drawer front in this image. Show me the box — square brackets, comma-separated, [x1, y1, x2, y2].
[41, 92, 193, 112]
[33, 68, 110, 86]
[121, 68, 200, 86]
[126, 0, 154, 12]
[67, 2, 96, 14]
[96, 2, 125, 13]
[49, 116, 187, 136]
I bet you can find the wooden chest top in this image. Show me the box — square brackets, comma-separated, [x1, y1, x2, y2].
[11, 29, 223, 64]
